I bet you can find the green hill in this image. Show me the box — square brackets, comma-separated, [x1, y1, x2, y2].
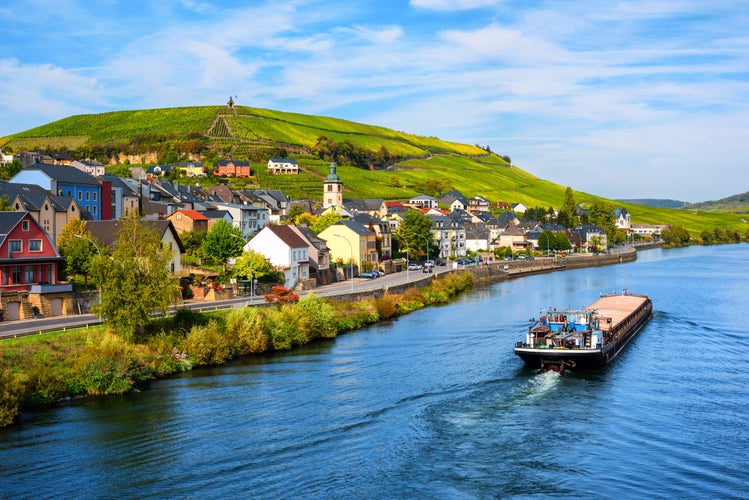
[2, 105, 747, 236]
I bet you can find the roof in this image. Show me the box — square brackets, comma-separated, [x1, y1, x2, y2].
[19, 164, 100, 186]
[325, 162, 341, 183]
[0, 211, 26, 236]
[269, 157, 299, 164]
[266, 224, 309, 248]
[330, 219, 374, 236]
[199, 210, 232, 220]
[85, 219, 185, 252]
[170, 209, 208, 221]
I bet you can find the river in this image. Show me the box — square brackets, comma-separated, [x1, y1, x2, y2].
[1, 244, 748, 499]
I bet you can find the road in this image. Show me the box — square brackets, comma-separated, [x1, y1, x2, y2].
[0, 265, 450, 339]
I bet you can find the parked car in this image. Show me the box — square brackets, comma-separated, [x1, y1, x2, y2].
[435, 260, 446, 266]
[356, 271, 377, 278]
[424, 260, 435, 268]
[407, 263, 422, 271]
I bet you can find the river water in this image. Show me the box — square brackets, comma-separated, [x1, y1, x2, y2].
[1, 244, 748, 499]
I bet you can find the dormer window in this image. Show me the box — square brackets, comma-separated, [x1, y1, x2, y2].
[22, 220, 29, 231]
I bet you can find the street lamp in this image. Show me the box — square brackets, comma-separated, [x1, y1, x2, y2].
[74, 234, 102, 316]
[333, 234, 354, 293]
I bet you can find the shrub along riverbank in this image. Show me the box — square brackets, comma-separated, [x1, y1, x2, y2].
[0, 273, 474, 427]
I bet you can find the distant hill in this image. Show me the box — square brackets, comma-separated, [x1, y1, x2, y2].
[681, 191, 749, 213]
[617, 199, 687, 209]
[1, 105, 748, 235]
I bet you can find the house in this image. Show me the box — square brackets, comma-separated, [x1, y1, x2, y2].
[178, 161, 206, 177]
[146, 165, 175, 178]
[289, 224, 332, 286]
[319, 220, 378, 275]
[0, 149, 13, 166]
[409, 194, 438, 209]
[245, 189, 292, 223]
[343, 198, 386, 218]
[630, 223, 669, 238]
[212, 201, 270, 240]
[70, 159, 105, 177]
[167, 209, 209, 234]
[267, 157, 299, 175]
[467, 196, 491, 214]
[11, 164, 110, 220]
[428, 212, 467, 259]
[0, 181, 85, 244]
[464, 222, 490, 253]
[101, 175, 139, 220]
[85, 219, 185, 275]
[0, 211, 72, 320]
[511, 202, 528, 214]
[614, 208, 631, 231]
[246, 225, 310, 290]
[198, 209, 233, 230]
[353, 213, 392, 259]
[571, 224, 608, 252]
[213, 159, 252, 177]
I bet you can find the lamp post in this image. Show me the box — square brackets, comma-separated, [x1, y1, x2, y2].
[74, 234, 102, 317]
[333, 234, 354, 293]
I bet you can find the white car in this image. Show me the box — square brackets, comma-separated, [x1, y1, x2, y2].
[407, 263, 422, 271]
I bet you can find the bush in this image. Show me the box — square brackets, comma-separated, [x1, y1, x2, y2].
[74, 332, 152, 396]
[374, 294, 398, 319]
[23, 353, 68, 408]
[264, 307, 306, 350]
[0, 367, 22, 427]
[183, 320, 234, 366]
[226, 307, 269, 354]
[296, 293, 337, 340]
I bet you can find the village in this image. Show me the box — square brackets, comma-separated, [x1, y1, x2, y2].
[0, 150, 668, 322]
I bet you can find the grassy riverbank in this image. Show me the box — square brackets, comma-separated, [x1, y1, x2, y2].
[0, 273, 474, 427]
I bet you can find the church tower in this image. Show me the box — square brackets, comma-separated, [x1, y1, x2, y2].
[322, 161, 343, 211]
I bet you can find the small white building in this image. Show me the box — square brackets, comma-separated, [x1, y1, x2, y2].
[70, 159, 105, 177]
[0, 149, 13, 166]
[246, 225, 310, 289]
[212, 202, 270, 240]
[267, 157, 299, 175]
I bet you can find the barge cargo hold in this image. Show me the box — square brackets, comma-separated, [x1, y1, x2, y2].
[514, 291, 652, 371]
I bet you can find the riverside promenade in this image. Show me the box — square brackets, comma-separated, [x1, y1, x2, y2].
[0, 248, 639, 339]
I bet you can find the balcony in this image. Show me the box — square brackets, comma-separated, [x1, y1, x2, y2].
[29, 283, 73, 294]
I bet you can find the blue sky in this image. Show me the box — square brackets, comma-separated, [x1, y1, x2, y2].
[1, 0, 747, 202]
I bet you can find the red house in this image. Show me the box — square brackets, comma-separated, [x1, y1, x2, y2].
[213, 159, 252, 177]
[0, 211, 72, 320]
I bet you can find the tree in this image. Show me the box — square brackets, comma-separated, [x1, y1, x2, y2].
[264, 285, 299, 307]
[92, 214, 180, 339]
[588, 200, 616, 240]
[310, 211, 342, 234]
[200, 219, 245, 271]
[57, 219, 97, 281]
[396, 209, 434, 259]
[0, 194, 12, 211]
[233, 250, 280, 282]
[287, 205, 306, 224]
[538, 230, 555, 255]
[558, 187, 578, 228]
[554, 231, 572, 251]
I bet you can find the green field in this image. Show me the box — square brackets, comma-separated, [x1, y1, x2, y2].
[2, 105, 747, 236]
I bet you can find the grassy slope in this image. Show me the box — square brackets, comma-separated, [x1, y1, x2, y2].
[2, 106, 747, 235]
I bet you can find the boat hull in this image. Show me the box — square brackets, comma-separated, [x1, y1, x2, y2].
[514, 293, 652, 370]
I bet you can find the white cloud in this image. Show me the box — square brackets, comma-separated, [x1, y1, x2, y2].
[410, 0, 501, 11]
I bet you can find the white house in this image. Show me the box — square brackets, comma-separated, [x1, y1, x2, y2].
[409, 194, 438, 209]
[0, 149, 13, 166]
[511, 202, 528, 214]
[267, 157, 299, 175]
[246, 225, 310, 289]
[212, 202, 270, 240]
[70, 159, 105, 177]
[614, 208, 631, 231]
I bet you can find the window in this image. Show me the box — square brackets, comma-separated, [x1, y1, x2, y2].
[9, 240, 21, 253]
[85, 192, 90, 201]
[93, 192, 97, 201]
[12, 265, 22, 284]
[22, 220, 29, 231]
[25, 265, 35, 283]
[29, 239, 42, 252]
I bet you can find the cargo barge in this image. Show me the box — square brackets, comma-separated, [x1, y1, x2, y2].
[514, 291, 652, 371]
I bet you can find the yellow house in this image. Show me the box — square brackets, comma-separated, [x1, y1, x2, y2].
[178, 161, 206, 177]
[319, 220, 378, 272]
